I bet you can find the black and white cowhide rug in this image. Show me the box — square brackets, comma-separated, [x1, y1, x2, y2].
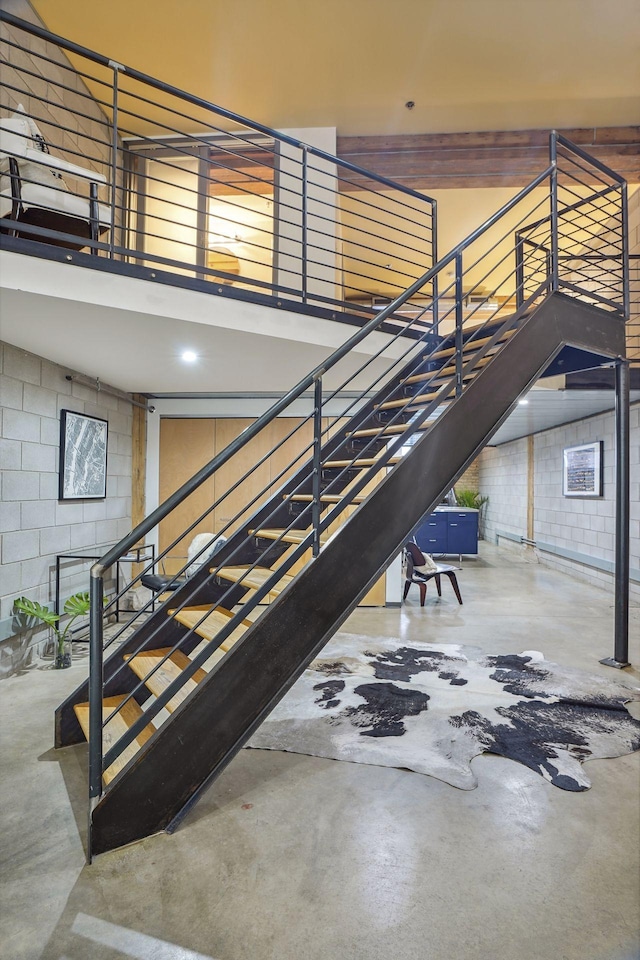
[247, 634, 640, 791]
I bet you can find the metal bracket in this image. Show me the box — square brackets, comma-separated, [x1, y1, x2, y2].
[599, 657, 631, 670]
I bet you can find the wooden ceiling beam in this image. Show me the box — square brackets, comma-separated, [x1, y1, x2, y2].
[336, 127, 640, 190]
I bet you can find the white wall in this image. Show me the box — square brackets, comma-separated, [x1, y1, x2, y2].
[479, 403, 640, 601]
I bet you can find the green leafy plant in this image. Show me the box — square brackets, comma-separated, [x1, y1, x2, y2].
[455, 488, 488, 510]
[14, 592, 93, 668]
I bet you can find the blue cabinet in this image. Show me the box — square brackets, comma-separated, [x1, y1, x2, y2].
[417, 513, 448, 552]
[413, 509, 478, 556]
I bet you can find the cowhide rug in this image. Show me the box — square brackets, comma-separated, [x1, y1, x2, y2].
[247, 634, 640, 791]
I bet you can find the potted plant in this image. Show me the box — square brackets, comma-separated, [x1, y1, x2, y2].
[14, 593, 94, 669]
[455, 488, 489, 538]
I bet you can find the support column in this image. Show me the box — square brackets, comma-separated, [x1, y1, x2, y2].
[131, 395, 147, 577]
[527, 435, 535, 544]
[601, 357, 630, 668]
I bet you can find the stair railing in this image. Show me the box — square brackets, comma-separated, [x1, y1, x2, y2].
[84, 132, 628, 807]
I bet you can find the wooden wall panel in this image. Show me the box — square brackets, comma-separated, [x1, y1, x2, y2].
[158, 418, 216, 559]
[337, 126, 640, 190]
[213, 419, 273, 536]
[268, 417, 314, 491]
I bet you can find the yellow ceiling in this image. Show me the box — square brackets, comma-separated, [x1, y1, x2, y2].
[30, 0, 640, 137]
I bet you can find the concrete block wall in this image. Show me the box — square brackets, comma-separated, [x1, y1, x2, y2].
[478, 438, 528, 545]
[478, 404, 640, 602]
[0, 341, 133, 676]
[0, 0, 111, 196]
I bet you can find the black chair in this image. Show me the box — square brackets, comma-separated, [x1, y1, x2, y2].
[403, 542, 463, 606]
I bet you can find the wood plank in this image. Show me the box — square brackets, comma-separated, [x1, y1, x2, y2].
[74, 695, 156, 786]
[338, 127, 640, 154]
[407, 355, 493, 387]
[429, 328, 516, 361]
[250, 528, 330, 546]
[350, 423, 431, 438]
[337, 126, 640, 190]
[215, 565, 294, 598]
[125, 649, 207, 713]
[171, 606, 252, 648]
[322, 457, 402, 468]
[289, 493, 366, 503]
[378, 388, 452, 409]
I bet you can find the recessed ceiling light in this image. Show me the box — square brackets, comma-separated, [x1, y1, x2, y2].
[518, 398, 529, 405]
[182, 351, 197, 363]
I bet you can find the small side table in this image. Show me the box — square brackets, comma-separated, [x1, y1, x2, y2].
[55, 542, 156, 625]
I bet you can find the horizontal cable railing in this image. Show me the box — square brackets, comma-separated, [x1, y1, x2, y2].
[0, 11, 436, 329]
[80, 133, 628, 794]
[516, 134, 627, 316]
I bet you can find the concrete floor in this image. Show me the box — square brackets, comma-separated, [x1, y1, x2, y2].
[1, 543, 639, 960]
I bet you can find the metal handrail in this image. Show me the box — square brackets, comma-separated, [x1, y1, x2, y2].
[1, 11, 438, 325]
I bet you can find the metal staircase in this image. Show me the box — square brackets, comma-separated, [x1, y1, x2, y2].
[54, 132, 630, 858]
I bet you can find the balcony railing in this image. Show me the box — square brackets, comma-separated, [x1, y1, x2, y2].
[0, 11, 437, 332]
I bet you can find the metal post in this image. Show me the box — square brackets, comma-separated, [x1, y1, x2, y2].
[549, 132, 559, 292]
[620, 183, 630, 320]
[88, 566, 105, 859]
[301, 146, 308, 304]
[311, 376, 323, 557]
[601, 358, 630, 668]
[108, 61, 124, 260]
[515, 233, 524, 309]
[431, 199, 439, 335]
[455, 252, 463, 398]
[55, 556, 61, 619]
[89, 182, 99, 254]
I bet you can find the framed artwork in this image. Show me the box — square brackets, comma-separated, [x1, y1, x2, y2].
[562, 441, 603, 498]
[59, 409, 108, 500]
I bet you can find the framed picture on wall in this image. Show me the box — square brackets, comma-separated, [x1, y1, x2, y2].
[562, 441, 603, 498]
[59, 409, 108, 500]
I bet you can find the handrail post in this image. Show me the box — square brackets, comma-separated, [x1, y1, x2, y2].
[621, 182, 630, 320]
[108, 60, 124, 260]
[455, 252, 463, 398]
[311, 376, 323, 557]
[515, 232, 524, 309]
[88, 565, 105, 859]
[431, 199, 439, 335]
[301, 146, 308, 304]
[549, 131, 559, 292]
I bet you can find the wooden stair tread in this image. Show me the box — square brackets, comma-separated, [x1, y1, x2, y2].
[216, 565, 294, 596]
[288, 493, 365, 503]
[350, 423, 431, 438]
[171, 606, 252, 648]
[251, 528, 329, 546]
[322, 457, 401, 468]
[379, 389, 452, 410]
[125, 648, 207, 713]
[406, 353, 493, 385]
[74, 695, 156, 785]
[428, 328, 516, 361]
